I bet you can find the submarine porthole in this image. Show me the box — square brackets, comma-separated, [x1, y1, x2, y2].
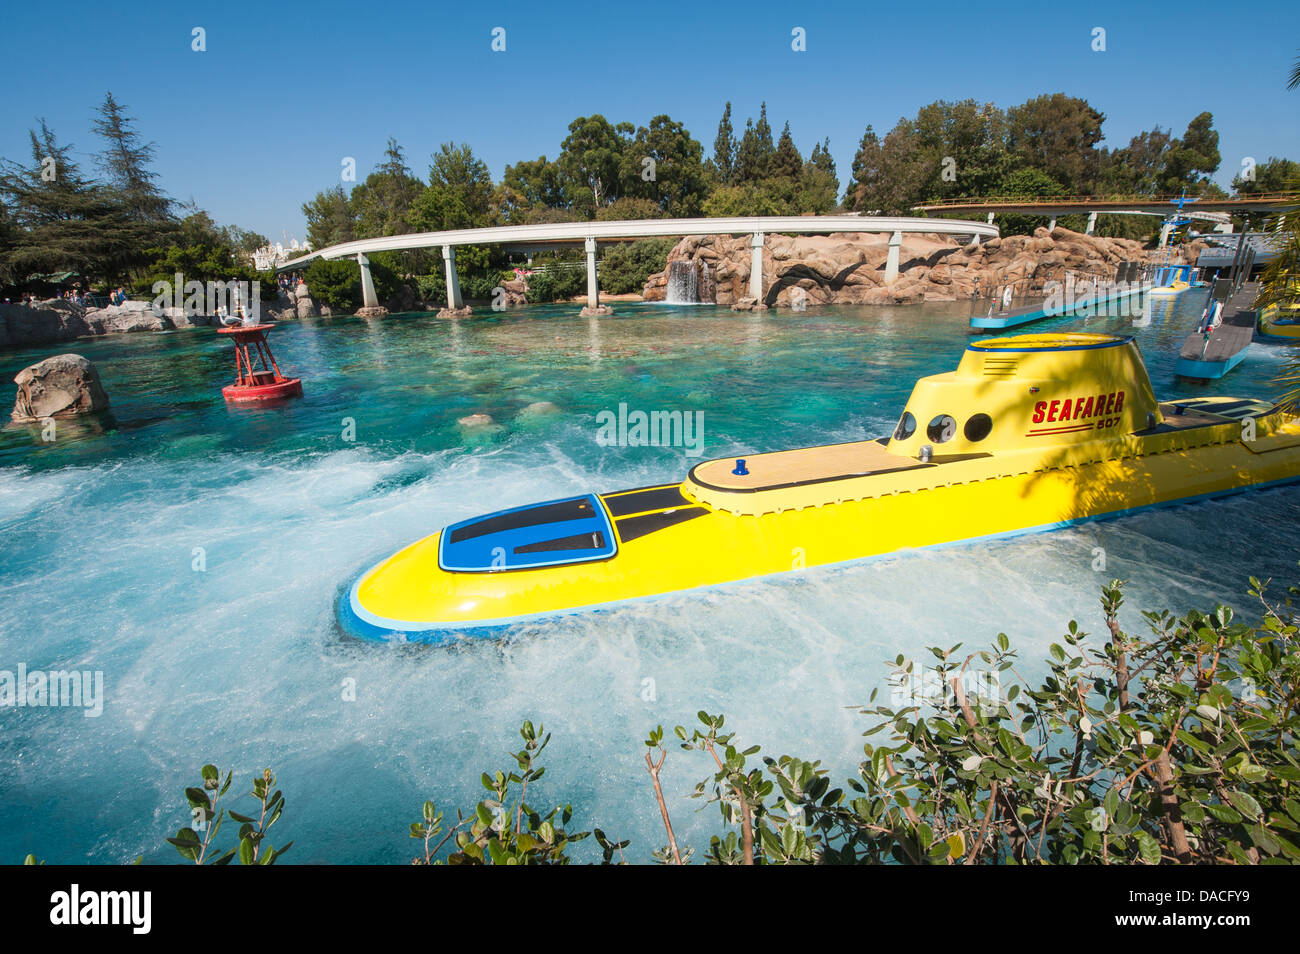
[894, 411, 916, 441]
[927, 415, 957, 443]
[964, 413, 993, 442]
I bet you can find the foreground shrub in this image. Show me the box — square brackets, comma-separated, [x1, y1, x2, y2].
[24, 576, 1297, 864]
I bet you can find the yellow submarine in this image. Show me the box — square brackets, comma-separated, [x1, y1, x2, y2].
[1258, 299, 1300, 341]
[340, 333, 1300, 642]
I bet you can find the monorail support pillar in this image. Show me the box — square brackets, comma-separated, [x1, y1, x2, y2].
[443, 245, 464, 309]
[358, 253, 379, 308]
[580, 236, 611, 316]
[884, 230, 902, 285]
[749, 232, 765, 301]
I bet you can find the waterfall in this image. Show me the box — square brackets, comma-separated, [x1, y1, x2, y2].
[665, 261, 698, 303]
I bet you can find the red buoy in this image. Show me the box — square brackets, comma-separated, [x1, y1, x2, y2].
[218, 323, 303, 402]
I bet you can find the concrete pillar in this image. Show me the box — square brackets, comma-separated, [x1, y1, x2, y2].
[884, 230, 902, 285]
[986, 212, 995, 225]
[1086, 211, 1097, 235]
[1048, 216, 1057, 231]
[585, 237, 599, 308]
[358, 253, 379, 308]
[1158, 223, 1173, 249]
[749, 232, 765, 300]
[442, 245, 463, 309]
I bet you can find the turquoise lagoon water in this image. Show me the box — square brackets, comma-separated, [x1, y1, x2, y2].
[1, 295, 1298, 863]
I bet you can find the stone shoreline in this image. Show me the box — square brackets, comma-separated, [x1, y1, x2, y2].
[1, 228, 1205, 348]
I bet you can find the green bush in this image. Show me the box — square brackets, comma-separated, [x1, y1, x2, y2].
[600, 238, 675, 295]
[303, 256, 401, 311]
[303, 258, 361, 310]
[525, 265, 587, 304]
[415, 272, 446, 305]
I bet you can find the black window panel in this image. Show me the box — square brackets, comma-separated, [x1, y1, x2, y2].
[616, 507, 708, 543]
[513, 531, 607, 554]
[449, 497, 593, 544]
[602, 485, 689, 517]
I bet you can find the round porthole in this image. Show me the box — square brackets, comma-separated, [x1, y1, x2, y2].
[894, 411, 916, 441]
[964, 413, 993, 443]
[927, 414, 957, 443]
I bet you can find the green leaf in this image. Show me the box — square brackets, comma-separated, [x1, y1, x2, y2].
[1248, 825, 1280, 855]
[1135, 830, 1161, 865]
[1226, 790, 1262, 822]
[1202, 802, 1242, 824]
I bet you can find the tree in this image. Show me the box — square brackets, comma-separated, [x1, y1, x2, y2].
[500, 155, 569, 219]
[702, 183, 785, 217]
[1233, 156, 1300, 194]
[991, 167, 1069, 235]
[424, 141, 493, 226]
[0, 120, 127, 284]
[845, 120, 930, 214]
[131, 207, 277, 304]
[620, 114, 707, 217]
[1099, 128, 1175, 194]
[911, 99, 1010, 199]
[0, 202, 15, 286]
[302, 185, 357, 251]
[92, 91, 172, 224]
[770, 122, 803, 180]
[350, 138, 423, 239]
[712, 102, 737, 185]
[795, 139, 839, 213]
[1006, 93, 1104, 194]
[559, 115, 632, 214]
[1160, 112, 1220, 194]
[734, 104, 776, 183]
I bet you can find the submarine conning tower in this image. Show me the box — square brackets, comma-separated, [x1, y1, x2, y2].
[886, 333, 1162, 456]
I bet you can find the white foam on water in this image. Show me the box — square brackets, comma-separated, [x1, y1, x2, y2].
[0, 426, 1298, 862]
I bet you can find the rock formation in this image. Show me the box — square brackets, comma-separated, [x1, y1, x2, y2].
[644, 227, 1168, 307]
[11, 354, 110, 423]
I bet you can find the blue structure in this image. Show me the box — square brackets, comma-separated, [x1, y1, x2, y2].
[970, 284, 1148, 331]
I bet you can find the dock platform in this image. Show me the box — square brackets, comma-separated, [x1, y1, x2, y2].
[970, 284, 1149, 331]
[1174, 283, 1259, 380]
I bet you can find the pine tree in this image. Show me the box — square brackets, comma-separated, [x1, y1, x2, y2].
[712, 102, 736, 185]
[771, 121, 803, 179]
[93, 92, 171, 223]
[811, 138, 837, 178]
[0, 120, 128, 284]
[734, 104, 777, 184]
[847, 125, 883, 210]
[352, 138, 423, 238]
[754, 103, 774, 157]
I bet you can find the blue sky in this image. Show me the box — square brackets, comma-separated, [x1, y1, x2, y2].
[3, 0, 1298, 242]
